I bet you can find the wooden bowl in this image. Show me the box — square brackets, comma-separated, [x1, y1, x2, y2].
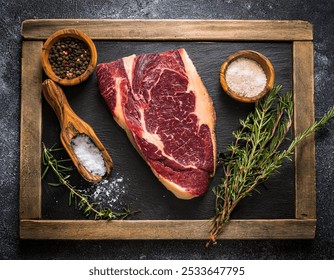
[41, 28, 97, 86]
[220, 50, 275, 103]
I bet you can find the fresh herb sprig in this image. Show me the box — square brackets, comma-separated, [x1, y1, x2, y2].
[42, 143, 137, 220]
[208, 85, 334, 247]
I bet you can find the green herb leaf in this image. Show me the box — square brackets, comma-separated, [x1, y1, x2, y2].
[41, 143, 139, 220]
[207, 85, 334, 247]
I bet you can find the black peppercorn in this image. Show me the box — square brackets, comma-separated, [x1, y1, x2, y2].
[48, 37, 91, 80]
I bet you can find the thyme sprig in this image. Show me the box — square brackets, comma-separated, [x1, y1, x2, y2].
[208, 85, 334, 247]
[42, 143, 137, 220]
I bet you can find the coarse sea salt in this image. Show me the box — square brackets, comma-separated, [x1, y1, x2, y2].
[225, 57, 267, 97]
[80, 173, 127, 209]
[71, 134, 106, 177]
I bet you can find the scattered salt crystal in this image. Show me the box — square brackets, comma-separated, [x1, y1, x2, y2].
[71, 134, 106, 177]
[79, 172, 128, 209]
[225, 57, 267, 97]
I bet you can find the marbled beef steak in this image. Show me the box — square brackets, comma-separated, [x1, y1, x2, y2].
[97, 48, 216, 199]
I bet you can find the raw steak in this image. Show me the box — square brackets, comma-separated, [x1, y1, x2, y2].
[97, 48, 216, 199]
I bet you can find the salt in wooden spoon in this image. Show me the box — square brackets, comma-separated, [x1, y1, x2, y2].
[41, 79, 113, 183]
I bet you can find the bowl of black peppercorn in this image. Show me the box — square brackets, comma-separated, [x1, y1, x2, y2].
[41, 28, 97, 86]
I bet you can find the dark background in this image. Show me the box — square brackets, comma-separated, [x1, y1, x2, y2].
[1, 0, 333, 259]
[42, 41, 294, 221]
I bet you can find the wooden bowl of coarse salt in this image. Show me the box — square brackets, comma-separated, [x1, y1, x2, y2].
[220, 50, 275, 103]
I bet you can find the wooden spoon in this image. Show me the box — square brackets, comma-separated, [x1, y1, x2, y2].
[41, 79, 113, 183]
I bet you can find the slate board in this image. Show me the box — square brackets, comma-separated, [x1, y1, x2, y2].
[41, 41, 294, 220]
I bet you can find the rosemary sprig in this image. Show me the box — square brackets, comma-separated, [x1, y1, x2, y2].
[208, 85, 334, 247]
[42, 143, 137, 220]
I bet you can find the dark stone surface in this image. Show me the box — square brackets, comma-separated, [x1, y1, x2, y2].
[42, 41, 294, 221]
[0, 0, 333, 259]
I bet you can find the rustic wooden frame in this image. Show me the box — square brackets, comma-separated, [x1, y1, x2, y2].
[20, 19, 315, 240]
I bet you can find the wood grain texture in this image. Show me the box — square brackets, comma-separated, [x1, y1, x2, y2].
[41, 79, 113, 183]
[41, 28, 97, 86]
[21, 19, 313, 41]
[293, 41, 316, 219]
[220, 49, 275, 103]
[20, 219, 316, 240]
[20, 41, 43, 219]
[19, 20, 316, 240]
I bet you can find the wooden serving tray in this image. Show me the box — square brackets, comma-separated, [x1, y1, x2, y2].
[20, 19, 315, 240]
